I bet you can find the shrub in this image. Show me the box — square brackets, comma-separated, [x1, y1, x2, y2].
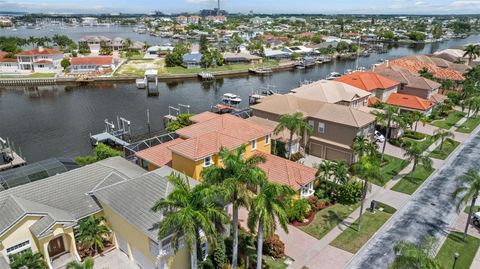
[263, 234, 285, 258]
[336, 181, 363, 205]
[388, 138, 403, 148]
[286, 199, 311, 222]
[200, 256, 215, 269]
[306, 196, 329, 211]
[403, 130, 426, 140]
[290, 152, 303, 162]
[213, 236, 227, 268]
[447, 92, 461, 105]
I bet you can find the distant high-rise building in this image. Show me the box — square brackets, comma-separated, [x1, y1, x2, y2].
[200, 0, 227, 17]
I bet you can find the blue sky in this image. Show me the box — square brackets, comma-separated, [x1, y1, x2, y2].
[1, 0, 480, 14]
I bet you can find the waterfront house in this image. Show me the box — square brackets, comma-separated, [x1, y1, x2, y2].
[135, 112, 318, 197]
[373, 64, 443, 101]
[386, 56, 465, 81]
[264, 49, 291, 61]
[69, 56, 117, 73]
[251, 94, 376, 164]
[145, 45, 174, 59]
[282, 46, 315, 55]
[78, 36, 112, 52]
[385, 93, 434, 115]
[0, 157, 193, 269]
[0, 52, 18, 73]
[223, 52, 262, 65]
[182, 53, 203, 69]
[16, 47, 63, 73]
[290, 80, 371, 108]
[335, 72, 400, 102]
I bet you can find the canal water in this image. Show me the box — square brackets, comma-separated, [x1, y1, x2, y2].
[1, 34, 479, 162]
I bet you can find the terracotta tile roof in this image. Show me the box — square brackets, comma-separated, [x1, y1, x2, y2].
[0, 52, 17, 62]
[16, 47, 62, 56]
[168, 131, 245, 160]
[386, 57, 464, 81]
[70, 56, 113, 65]
[135, 138, 185, 167]
[256, 152, 316, 190]
[368, 96, 381, 106]
[373, 65, 441, 91]
[335, 72, 400, 92]
[386, 93, 433, 111]
[176, 114, 274, 141]
[190, 111, 221, 123]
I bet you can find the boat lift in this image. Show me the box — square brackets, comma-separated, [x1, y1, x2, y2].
[163, 104, 190, 126]
[0, 137, 27, 172]
[90, 117, 132, 148]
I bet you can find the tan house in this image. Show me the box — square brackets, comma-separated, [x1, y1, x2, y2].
[250, 94, 376, 164]
[290, 80, 371, 108]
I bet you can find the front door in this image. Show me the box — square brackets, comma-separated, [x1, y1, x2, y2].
[48, 236, 65, 257]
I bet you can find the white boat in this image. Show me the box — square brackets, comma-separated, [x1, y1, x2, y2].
[136, 78, 146, 89]
[344, 69, 353, 75]
[222, 93, 242, 106]
[326, 72, 342, 80]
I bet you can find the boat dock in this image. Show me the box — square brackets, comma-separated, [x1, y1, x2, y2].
[249, 67, 273, 75]
[198, 72, 214, 80]
[0, 137, 27, 172]
[144, 70, 159, 96]
[90, 117, 132, 148]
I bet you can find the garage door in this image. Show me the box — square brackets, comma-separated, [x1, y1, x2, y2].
[132, 247, 156, 269]
[116, 234, 129, 255]
[325, 148, 351, 163]
[309, 143, 324, 158]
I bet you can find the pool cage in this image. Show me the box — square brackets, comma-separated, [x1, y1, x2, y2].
[124, 132, 178, 162]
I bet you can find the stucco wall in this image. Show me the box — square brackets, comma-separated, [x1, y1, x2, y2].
[0, 216, 41, 258]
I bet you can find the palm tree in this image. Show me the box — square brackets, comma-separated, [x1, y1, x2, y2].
[316, 160, 334, 197]
[441, 79, 455, 94]
[201, 146, 266, 269]
[331, 160, 350, 196]
[409, 111, 424, 132]
[75, 216, 111, 256]
[389, 239, 443, 269]
[355, 157, 383, 231]
[403, 143, 433, 172]
[463, 44, 480, 65]
[8, 250, 48, 269]
[247, 181, 294, 269]
[453, 168, 480, 241]
[66, 258, 94, 269]
[373, 105, 405, 162]
[463, 96, 480, 119]
[433, 129, 454, 151]
[353, 135, 369, 157]
[274, 112, 313, 160]
[151, 172, 228, 269]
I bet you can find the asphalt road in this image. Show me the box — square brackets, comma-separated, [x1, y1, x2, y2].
[346, 129, 480, 269]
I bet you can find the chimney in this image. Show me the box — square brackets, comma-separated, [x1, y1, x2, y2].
[38, 46, 44, 52]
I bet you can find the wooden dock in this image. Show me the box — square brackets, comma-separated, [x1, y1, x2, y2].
[0, 78, 58, 86]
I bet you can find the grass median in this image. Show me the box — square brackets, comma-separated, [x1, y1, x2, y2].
[376, 155, 410, 186]
[430, 111, 465, 129]
[436, 231, 480, 269]
[456, 116, 480, 133]
[391, 165, 435, 195]
[429, 139, 460, 160]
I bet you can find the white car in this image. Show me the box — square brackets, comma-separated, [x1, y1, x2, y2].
[473, 212, 480, 226]
[374, 131, 385, 143]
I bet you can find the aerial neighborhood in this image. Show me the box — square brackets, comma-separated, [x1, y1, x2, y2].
[1, 3, 480, 269]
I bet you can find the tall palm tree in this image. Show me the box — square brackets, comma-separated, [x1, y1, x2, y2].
[75, 216, 111, 256]
[274, 112, 313, 160]
[441, 79, 455, 95]
[201, 146, 266, 269]
[316, 160, 334, 197]
[151, 172, 228, 269]
[463, 44, 480, 65]
[403, 143, 433, 172]
[66, 258, 94, 269]
[409, 111, 424, 132]
[8, 250, 48, 269]
[331, 160, 350, 196]
[389, 239, 443, 269]
[453, 168, 480, 241]
[433, 129, 454, 151]
[463, 96, 480, 119]
[355, 157, 383, 231]
[353, 135, 369, 158]
[373, 105, 404, 162]
[247, 181, 294, 269]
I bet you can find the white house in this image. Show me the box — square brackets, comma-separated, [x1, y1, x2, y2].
[16, 47, 63, 73]
[0, 52, 19, 73]
[69, 56, 116, 73]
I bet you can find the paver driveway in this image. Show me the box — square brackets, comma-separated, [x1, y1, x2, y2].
[346, 129, 480, 269]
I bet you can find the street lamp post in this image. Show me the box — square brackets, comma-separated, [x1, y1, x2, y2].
[452, 252, 459, 269]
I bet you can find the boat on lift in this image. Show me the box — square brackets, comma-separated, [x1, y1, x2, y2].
[222, 93, 242, 106]
[326, 72, 342, 80]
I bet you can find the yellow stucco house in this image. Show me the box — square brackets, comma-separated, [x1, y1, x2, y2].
[0, 157, 194, 269]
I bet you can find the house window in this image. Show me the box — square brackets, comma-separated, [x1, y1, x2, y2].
[265, 135, 270, 145]
[6, 240, 31, 257]
[251, 139, 257, 150]
[308, 120, 314, 129]
[204, 155, 213, 167]
[301, 182, 314, 198]
[318, 122, 325, 134]
[149, 239, 159, 257]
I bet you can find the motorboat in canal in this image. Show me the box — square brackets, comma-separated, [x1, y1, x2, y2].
[222, 93, 242, 106]
[326, 72, 342, 80]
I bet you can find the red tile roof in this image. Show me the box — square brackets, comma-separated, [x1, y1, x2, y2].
[190, 111, 221, 123]
[168, 131, 245, 160]
[33, 60, 53, 64]
[135, 138, 185, 167]
[386, 93, 433, 111]
[257, 152, 317, 190]
[176, 114, 274, 142]
[368, 96, 381, 106]
[335, 72, 400, 92]
[0, 52, 17, 62]
[387, 58, 464, 81]
[16, 47, 62, 56]
[70, 56, 113, 65]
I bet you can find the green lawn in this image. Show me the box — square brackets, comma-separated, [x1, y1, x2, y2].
[376, 155, 410, 186]
[429, 139, 460, 160]
[263, 256, 288, 269]
[164, 63, 255, 74]
[457, 117, 480, 133]
[0, 72, 56, 78]
[330, 207, 395, 254]
[430, 111, 465, 129]
[298, 203, 359, 240]
[402, 135, 437, 152]
[436, 232, 480, 269]
[391, 165, 435, 195]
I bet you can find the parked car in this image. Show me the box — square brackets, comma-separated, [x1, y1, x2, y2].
[374, 130, 385, 143]
[473, 212, 480, 226]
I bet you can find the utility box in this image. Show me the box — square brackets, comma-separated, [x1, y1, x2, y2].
[370, 200, 377, 212]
